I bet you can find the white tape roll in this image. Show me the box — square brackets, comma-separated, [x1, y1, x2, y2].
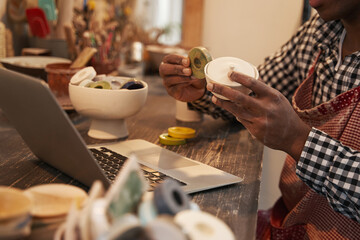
[146, 217, 187, 240]
[70, 66, 97, 85]
[174, 210, 235, 240]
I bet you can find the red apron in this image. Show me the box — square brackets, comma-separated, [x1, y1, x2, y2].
[257, 51, 360, 239]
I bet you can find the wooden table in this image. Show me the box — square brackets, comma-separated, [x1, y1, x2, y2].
[0, 75, 264, 240]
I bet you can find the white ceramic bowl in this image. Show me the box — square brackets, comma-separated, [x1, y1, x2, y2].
[205, 57, 259, 100]
[69, 78, 148, 139]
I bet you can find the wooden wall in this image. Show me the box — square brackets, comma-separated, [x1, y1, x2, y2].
[181, 0, 204, 48]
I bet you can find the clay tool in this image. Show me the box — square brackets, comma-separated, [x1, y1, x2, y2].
[70, 47, 98, 69]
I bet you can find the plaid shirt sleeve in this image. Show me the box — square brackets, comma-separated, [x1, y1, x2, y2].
[296, 128, 360, 222]
[187, 90, 236, 121]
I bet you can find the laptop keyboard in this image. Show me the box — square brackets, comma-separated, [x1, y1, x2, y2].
[89, 147, 186, 191]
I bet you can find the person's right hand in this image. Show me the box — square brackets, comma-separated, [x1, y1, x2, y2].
[159, 54, 206, 102]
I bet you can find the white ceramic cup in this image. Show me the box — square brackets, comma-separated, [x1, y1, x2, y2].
[175, 100, 203, 122]
[205, 57, 259, 100]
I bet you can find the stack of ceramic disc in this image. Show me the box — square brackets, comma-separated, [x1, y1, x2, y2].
[159, 127, 196, 146]
[24, 183, 88, 222]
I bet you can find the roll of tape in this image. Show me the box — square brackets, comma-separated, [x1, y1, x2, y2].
[146, 217, 187, 240]
[70, 66, 97, 85]
[154, 179, 190, 215]
[174, 210, 235, 240]
[188, 47, 212, 79]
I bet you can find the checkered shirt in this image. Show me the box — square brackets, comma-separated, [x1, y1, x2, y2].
[188, 13, 360, 221]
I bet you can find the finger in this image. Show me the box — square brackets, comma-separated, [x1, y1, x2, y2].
[207, 82, 261, 108]
[162, 75, 193, 88]
[159, 62, 191, 77]
[162, 54, 190, 67]
[212, 96, 257, 122]
[167, 83, 205, 101]
[228, 72, 270, 96]
[190, 78, 206, 89]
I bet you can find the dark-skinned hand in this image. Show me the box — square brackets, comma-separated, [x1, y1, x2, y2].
[159, 54, 206, 102]
[207, 71, 312, 161]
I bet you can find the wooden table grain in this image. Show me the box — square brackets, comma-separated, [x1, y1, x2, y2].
[0, 75, 264, 240]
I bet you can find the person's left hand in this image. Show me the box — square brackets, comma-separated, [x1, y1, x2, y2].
[207, 71, 311, 161]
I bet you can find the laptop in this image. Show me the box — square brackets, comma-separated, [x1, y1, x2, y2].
[0, 68, 242, 193]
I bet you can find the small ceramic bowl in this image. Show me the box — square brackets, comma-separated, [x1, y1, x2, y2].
[69, 78, 148, 139]
[205, 57, 259, 100]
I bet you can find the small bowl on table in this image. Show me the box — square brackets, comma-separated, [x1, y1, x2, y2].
[68, 77, 148, 139]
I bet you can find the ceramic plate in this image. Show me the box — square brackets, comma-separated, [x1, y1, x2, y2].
[0, 56, 71, 70]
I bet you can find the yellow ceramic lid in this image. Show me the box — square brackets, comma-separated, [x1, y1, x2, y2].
[168, 127, 196, 139]
[159, 133, 186, 146]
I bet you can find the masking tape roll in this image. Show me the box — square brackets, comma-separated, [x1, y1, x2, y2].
[188, 47, 212, 79]
[154, 179, 190, 215]
[174, 210, 235, 240]
[70, 66, 97, 85]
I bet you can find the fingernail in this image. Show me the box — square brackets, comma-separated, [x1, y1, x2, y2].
[211, 95, 217, 104]
[207, 82, 213, 91]
[182, 58, 189, 66]
[183, 68, 191, 75]
[227, 71, 234, 78]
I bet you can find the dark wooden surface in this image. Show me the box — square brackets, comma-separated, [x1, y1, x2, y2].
[0, 75, 264, 240]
